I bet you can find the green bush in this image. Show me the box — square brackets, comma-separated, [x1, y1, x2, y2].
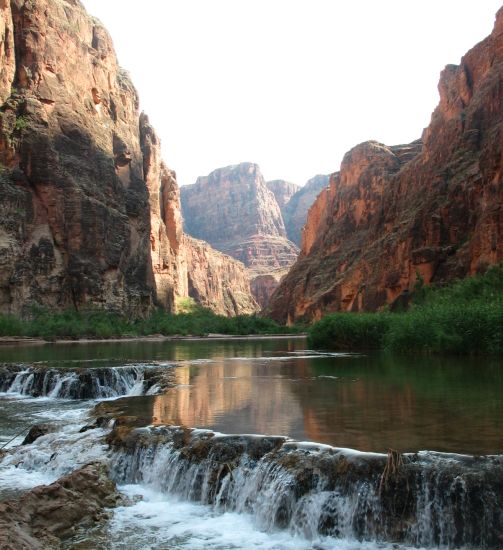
[308, 312, 391, 350]
[14, 115, 28, 131]
[308, 265, 503, 355]
[0, 305, 299, 340]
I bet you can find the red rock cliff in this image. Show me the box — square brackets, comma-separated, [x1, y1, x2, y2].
[283, 174, 329, 246]
[269, 9, 503, 323]
[0, 0, 256, 317]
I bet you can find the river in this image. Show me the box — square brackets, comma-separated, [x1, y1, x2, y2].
[0, 336, 501, 548]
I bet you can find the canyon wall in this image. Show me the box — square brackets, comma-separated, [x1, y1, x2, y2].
[266, 179, 300, 210]
[282, 174, 329, 246]
[269, 9, 503, 323]
[0, 0, 257, 317]
[181, 163, 299, 307]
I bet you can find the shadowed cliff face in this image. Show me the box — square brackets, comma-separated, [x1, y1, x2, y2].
[282, 174, 329, 246]
[269, 8, 503, 323]
[0, 0, 257, 317]
[266, 179, 300, 210]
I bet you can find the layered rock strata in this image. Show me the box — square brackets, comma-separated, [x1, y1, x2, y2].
[0, 0, 256, 317]
[184, 235, 259, 316]
[269, 9, 503, 323]
[181, 163, 299, 308]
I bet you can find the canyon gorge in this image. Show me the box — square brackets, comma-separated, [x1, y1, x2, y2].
[181, 164, 328, 308]
[0, 0, 258, 318]
[0, 2, 503, 548]
[268, 7, 503, 323]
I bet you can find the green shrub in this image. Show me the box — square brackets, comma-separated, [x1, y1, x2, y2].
[309, 264, 503, 355]
[0, 314, 25, 336]
[308, 312, 391, 350]
[14, 115, 28, 131]
[0, 305, 298, 339]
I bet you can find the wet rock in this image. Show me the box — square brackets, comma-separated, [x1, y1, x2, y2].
[22, 423, 56, 445]
[0, 462, 122, 549]
[0, 364, 176, 399]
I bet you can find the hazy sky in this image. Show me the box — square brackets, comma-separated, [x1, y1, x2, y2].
[82, 0, 501, 186]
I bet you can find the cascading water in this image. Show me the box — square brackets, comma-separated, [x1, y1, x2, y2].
[109, 426, 503, 549]
[0, 364, 171, 399]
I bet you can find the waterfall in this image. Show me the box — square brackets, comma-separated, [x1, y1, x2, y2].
[110, 426, 503, 548]
[0, 364, 171, 399]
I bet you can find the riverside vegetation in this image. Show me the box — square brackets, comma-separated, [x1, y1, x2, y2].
[0, 298, 300, 340]
[308, 264, 503, 355]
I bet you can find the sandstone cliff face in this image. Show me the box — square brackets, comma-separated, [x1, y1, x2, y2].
[266, 179, 300, 209]
[182, 163, 289, 250]
[181, 163, 299, 308]
[184, 236, 258, 316]
[0, 0, 256, 317]
[269, 9, 503, 323]
[283, 174, 329, 246]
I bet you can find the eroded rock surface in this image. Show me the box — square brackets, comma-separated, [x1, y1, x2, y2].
[0, 0, 256, 318]
[269, 9, 503, 323]
[0, 462, 121, 549]
[266, 179, 300, 209]
[108, 423, 503, 548]
[184, 235, 259, 316]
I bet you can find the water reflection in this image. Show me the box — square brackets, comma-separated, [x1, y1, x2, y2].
[151, 361, 303, 437]
[144, 352, 503, 454]
[1, 338, 502, 454]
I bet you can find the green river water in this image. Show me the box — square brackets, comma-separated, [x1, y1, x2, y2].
[1, 336, 501, 454]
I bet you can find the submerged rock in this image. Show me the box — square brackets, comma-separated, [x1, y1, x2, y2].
[0, 462, 121, 549]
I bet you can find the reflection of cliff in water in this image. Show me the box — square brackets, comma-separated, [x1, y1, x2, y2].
[291, 354, 503, 453]
[152, 360, 304, 436]
[108, 349, 503, 454]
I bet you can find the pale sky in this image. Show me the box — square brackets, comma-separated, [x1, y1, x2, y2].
[82, 0, 502, 186]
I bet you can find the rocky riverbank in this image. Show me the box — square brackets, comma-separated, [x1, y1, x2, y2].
[0, 462, 121, 549]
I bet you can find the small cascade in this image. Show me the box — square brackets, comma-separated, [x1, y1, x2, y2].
[0, 364, 173, 399]
[0, 421, 110, 499]
[110, 426, 503, 548]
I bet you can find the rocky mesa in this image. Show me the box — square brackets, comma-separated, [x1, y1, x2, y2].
[0, 0, 257, 317]
[268, 9, 503, 323]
